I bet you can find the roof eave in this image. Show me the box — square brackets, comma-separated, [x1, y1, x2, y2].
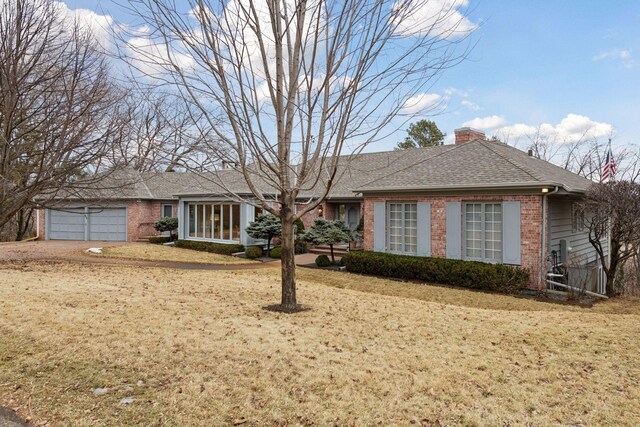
[356, 182, 588, 195]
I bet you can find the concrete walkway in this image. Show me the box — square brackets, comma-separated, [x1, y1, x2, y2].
[0, 407, 27, 427]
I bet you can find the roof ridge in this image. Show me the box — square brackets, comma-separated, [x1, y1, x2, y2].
[355, 143, 463, 191]
[138, 171, 155, 199]
[477, 140, 544, 183]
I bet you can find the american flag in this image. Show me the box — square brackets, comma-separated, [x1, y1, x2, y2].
[602, 144, 616, 182]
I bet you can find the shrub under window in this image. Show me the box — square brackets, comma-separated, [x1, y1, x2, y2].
[342, 251, 529, 293]
[174, 240, 244, 255]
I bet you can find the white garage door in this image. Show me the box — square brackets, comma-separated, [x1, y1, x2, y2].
[47, 207, 127, 241]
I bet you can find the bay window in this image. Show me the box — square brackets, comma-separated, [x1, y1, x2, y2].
[187, 202, 240, 241]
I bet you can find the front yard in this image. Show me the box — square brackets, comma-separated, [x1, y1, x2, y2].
[95, 243, 258, 265]
[0, 261, 639, 425]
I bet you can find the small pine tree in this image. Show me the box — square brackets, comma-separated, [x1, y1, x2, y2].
[302, 218, 352, 263]
[153, 217, 179, 240]
[245, 213, 282, 255]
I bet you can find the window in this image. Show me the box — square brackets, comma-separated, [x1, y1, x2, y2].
[465, 202, 502, 262]
[388, 202, 417, 254]
[188, 204, 196, 237]
[572, 202, 585, 232]
[162, 204, 174, 218]
[337, 204, 346, 222]
[187, 202, 240, 241]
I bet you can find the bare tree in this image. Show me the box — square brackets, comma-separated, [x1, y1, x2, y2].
[579, 181, 640, 296]
[108, 88, 216, 172]
[0, 0, 126, 232]
[497, 129, 640, 183]
[123, 0, 474, 310]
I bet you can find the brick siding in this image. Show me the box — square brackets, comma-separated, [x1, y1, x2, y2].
[362, 194, 544, 289]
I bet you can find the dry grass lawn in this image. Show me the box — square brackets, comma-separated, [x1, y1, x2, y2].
[0, 262, 639, 426]
[96, 243, 256, 265]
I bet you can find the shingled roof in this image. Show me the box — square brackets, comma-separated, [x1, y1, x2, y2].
[61, 139, 593, 201]
[354, 139, 593, 194]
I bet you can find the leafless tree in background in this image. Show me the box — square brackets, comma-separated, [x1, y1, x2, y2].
[123, 0, 474, 311]
[107, 88, 218, 172]
[497, 128, 640, 183]
[0, 0, 126, 234]
[579, 181, 640, 296]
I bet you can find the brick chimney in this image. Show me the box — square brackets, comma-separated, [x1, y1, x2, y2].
[454, 127, 486, 145]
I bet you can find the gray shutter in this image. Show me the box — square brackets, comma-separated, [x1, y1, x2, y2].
[417, 202, 431, 257]
[373, 202, 386, 252]
[502, 201, 521, 265]
[446, 202, 462, 259]
[177, 201, 184, 240]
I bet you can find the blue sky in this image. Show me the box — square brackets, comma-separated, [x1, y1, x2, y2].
[62, 0, 639, 151]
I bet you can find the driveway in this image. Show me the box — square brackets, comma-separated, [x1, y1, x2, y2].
[0, 240, 284, 270]
[0, 240, 126, 262]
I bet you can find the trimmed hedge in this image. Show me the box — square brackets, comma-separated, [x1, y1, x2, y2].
[315, 254, 331, 267]
[269, 247, 282, 258]
[342, 251, 529, 294]
[174, 240, 244, 256]
[148, 236, 171, 244]
[245, 246, 263, 259]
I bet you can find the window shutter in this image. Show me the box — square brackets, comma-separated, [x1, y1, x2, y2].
[177, 201, 184, 240]
[502, 201, 521, 265]
[446, 202, 462, 259]
[373, 202, 386, 252]
[417, 202, 431, 257]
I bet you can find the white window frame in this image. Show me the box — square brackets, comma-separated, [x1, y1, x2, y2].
[463, 202, 503, 263]
[187, 202, 240, 242]
[387, 202, 417, 255]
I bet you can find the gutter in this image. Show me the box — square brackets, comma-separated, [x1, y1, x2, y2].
[356, 182, 574, 193]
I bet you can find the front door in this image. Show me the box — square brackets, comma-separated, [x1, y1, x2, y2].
[336, 203, 360, 231]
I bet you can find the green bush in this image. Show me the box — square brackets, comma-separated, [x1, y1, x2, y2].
[295, 218, 305, 234]
[315, 254, 331, 267]
[245, 246, 263, 259]
[269, 247, 282, 258]
[174, 240, 244, 256]
[148, 236, 171, 244]
[153, 217, 179, 234]
[341, 251, 529, 294]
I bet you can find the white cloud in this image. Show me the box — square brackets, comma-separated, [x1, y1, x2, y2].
[461, 99, 480, 111]
[495, 114, 614, 143]
[393, 0, 478, 38]
[443, 87, 469, 97]
[462, 115, 506, 130]
[54, 2, 114, 49]
[401, 93, 442, 114]
[126, 36, 196, 78]
[592, 49, 636, 69]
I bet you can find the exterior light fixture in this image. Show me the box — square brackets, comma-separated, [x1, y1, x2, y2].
[542, 188, 549, 193]
[317, 206, 324, 217]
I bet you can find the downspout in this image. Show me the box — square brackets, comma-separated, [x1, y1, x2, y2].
[541, 186, 559, 288]
[35, 208, 40, 240]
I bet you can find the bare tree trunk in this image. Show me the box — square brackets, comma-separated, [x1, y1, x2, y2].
[280, 205, 297, 310]
[15, 208, 33, 241]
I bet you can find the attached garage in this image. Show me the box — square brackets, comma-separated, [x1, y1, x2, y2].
[47, 207, 127, 241]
